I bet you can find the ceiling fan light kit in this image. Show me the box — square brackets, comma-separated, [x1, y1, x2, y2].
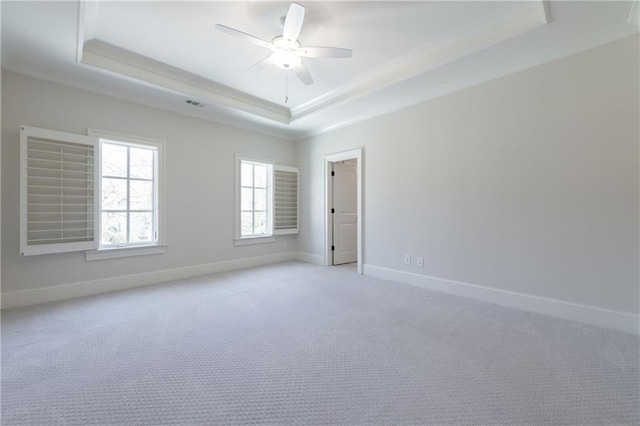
[271, 37, 302, 69]
[215, 2, 352, 85]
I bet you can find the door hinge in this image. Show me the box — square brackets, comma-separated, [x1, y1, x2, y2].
[331, 245, 335, 251]
[331, 171, 335, 176]
[331, 208, 335, 214]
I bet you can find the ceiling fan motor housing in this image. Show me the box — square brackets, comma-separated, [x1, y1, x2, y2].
[272, 37, 302, 69]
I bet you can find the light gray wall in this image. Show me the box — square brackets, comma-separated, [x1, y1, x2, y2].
[297, 35, 639, 315]
[0, 2, 3, 306]
[1, 71, 297, 293]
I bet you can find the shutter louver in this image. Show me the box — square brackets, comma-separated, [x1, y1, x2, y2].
[21, 126, 98, 256]
[274, 167, 299, 234]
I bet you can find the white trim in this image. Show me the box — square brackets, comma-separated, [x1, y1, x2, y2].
[629, 0, 640, 26]
[324, 149, 363, 275]
[81, 40, 290, 124]
[363, 264, 640, 336]
[235, 154, 275, 241]
[77, 3, 546, 127]
[295, 251, 324, 265]
[274, 165, 298, 173]
[88, 128, 166, 251]
[86, 244, 167, 261]
[76, 0, 98, 63]
[537, 0, 551, 24]
[234, 236, 275, 246]
[289, 2, 547, 123]
[274, 229, 298, 236]
[303, 24, 640, 140]
[1, 252, 297, 309]
[88, 128, 166, 147]
[71, 1, 634, 139]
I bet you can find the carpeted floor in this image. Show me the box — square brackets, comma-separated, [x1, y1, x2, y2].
[2, 261, 638, 425]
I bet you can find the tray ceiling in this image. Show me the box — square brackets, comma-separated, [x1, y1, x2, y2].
[2, 1, 638, 139]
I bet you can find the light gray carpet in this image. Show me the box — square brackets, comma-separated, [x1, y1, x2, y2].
[2, 261, 638, 425]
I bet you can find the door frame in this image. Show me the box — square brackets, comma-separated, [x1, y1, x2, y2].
[324, 148, 363, 274]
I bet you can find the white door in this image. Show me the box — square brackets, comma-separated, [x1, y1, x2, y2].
[332, 160, 357, 265]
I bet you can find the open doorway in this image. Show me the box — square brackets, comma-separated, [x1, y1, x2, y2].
[324, 149, 363, 274]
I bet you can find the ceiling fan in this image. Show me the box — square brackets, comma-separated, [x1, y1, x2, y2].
[215, 2, 352, 85]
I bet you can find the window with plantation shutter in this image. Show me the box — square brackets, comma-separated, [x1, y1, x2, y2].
[20, 126, 98, 256]
[274, 166, 299, 235]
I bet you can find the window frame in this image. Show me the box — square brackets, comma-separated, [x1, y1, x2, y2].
[234, 154, 275, 245]
[86, 129, 166, 260]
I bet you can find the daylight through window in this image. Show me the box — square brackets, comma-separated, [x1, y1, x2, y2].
[240, 159, 273, 238]
[100, 140, 158, 247]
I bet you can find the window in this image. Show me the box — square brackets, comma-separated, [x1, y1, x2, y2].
[99, 140, 157, 247]
[236, 156, 274, 242]
[90, 129, 165, 258]
[19, 126, 165, 259]
[235, 156, 299, 245]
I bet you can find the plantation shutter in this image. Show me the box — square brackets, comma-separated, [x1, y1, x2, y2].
[274, 165, 299, 235]
[20, 126, 98, 256]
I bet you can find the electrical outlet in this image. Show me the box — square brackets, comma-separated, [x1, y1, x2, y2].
[404, 255, 411, 265]
[417, 257, 424, 267]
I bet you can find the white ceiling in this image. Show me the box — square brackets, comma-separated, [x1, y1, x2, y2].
[2, 1, 638, 140]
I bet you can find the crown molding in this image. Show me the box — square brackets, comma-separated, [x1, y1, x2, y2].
[76, 0, 98, 63]
[629, 0, 639, 26]
[73, 0, 633, 138]
[289, 2, 549, 124]
[301, 23, 639, 140]
[538, 0, 551, 24]
[76, 1, 548, 127]
[81, 39, 291, 124]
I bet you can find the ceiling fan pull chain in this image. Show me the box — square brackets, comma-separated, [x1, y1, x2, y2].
[285, 76, 289, 104]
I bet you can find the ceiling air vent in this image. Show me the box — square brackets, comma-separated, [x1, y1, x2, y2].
[185, 100, 205, 107]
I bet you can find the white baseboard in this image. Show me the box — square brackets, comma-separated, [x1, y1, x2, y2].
[296, 251, 324, 265]
[364, 264, 640, 336]
[2, 251, 297, 309]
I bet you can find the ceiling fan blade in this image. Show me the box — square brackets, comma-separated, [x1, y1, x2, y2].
[244, 56, 272, 73]
[294, 63, 314, 85]
[282, 3, 305, 42]
[215, 24, 274, 50]
[299, 46, 353, 59]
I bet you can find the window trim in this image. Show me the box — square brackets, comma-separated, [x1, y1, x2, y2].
[85, 129, 166, 260]
[86, 244, 167, 261]
[234, 154, 275, 245]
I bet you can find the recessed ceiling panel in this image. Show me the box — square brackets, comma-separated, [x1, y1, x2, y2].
[2, 1, 637, 139]
[93, 1, 506, 107]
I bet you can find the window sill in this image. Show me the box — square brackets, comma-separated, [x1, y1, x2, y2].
[234, 236, 275, 246]
[85, 244, 167, 261]
[274, 228, 299, 235]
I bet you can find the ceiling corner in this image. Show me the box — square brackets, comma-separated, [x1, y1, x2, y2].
[629, 0, 639, 26]
[288, 1, 550, 125]
[76, 0, 99, 63]
[80, 39, 292, 124]
[538, 0, 552, 24]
